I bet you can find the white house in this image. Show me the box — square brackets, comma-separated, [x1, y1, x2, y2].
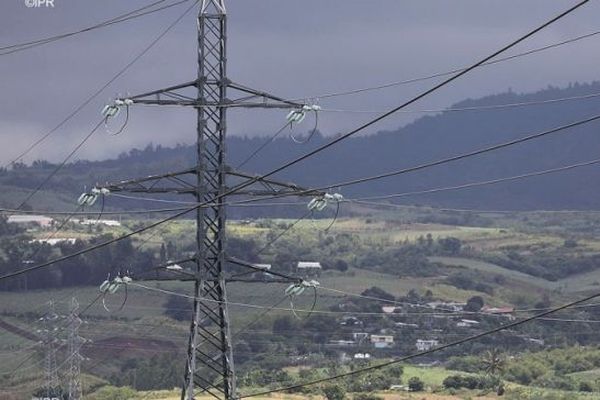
[8, 215, 54, 227]
[370, 335, 394, 349]
[79, 219, 121, 227]
[416, 339, 439, 351]
[30, 238, 77, 245]
[297, 261, 322, 270]
[296, 261, 322, 276]
[456, 319, 480, 327]
[352, 332, 369, 342]
[395, 322, 419, 328]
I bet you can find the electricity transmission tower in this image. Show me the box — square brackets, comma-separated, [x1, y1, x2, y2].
[40, 301, 60, 397]
[93, 1, 326, 399]
[66, 298, 84, 400]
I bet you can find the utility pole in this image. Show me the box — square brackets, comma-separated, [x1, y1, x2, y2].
[66, 298, 83, 400]
[93, 1, 330, 398]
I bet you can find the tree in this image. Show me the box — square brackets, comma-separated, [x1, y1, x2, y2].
[408, 377, 424, 392]
[482, 348, 505, 375]
[322, 384, 346, 400]
[166, 240, 177, 259]
[361, 286, 395, 302]
[438, 237, 462, 255]
[160, 243, 167, 263]
[335, 259, 349, 272]
[464, 295, 484, 312]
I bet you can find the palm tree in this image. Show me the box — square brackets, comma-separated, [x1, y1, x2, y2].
[482, 348, 505, 375]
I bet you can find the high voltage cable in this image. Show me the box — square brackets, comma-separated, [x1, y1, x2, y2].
[233, 89, 600, 170]
[285, 113, 600, 195]
[240, 290, 600, 397]
[148, 0, 595, 234]
[244, 0, 591, 187]
[236, 121, 292, 169]
[350, 156, 600, 203]
[129, 283, 513, 317]
[0, 1, 587, 284]
[253, 209, 313, 255]
[0, 206, 197, 282]
[0, 0, 190, 55]
[5, 154, 600, 216]
[16, 119, 104, 210]
[319, 90, 600, 115]
[0, 206, 191, 215]
[4, 0, 199, 168]
[11, 111, 600, 216]
[293, 27, 600, 101]
[159, 112, 600, 210]
[3, 128, 598, 282]
[3, 130, 598, 282]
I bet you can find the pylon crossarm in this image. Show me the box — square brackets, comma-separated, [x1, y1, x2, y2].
[226, 81, 304, 109]
[226, 170, 324, 198]
[227, 257, 302, 283]
[116, 80, 198, 106]
[94, 167, 198, 195]
[110, 79, 305, 110]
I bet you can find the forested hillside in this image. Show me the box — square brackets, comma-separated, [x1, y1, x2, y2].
[4, 81, 600, 212]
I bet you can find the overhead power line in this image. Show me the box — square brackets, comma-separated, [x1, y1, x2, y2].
[0, 0, 588, 291]
[251, 0, 591, 185]
[236, 121, 292, 169]
[6, 153, 600, 217]
[301, 113, 600, 193]
[319, 90, 600, 115]
[0, 205, 196, 282]
[4, 121, 598, 282]
[240, 290, 600, 397]
[0, 0, 190, 55]
[351, 155, 600, 203]
[16, 119, 104, 210]
[294, 27, 600, 101]
[4, 0, 198, 168]
[0, 206, 191, 215]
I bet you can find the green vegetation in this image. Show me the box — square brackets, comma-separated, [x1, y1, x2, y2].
[4, 205, 600, 398]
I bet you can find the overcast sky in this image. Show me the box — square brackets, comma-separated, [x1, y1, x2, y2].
[1, 0, 600, 164]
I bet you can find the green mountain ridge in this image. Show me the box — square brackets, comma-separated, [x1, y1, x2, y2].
[5, 81, 600, 213]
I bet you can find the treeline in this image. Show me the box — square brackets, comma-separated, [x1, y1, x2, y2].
[448, 346, 600, 393]
[6, 82, 600, 212]
[0, 216, 156, 291]
[477, 249, 600, 281]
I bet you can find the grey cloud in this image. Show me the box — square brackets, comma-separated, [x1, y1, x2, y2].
[1, 0, 600, 163]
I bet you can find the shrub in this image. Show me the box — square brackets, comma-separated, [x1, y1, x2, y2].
[442, 374, 499, 390]
[322, 384, 346, 400]
[408, 376, 424, 392]
[579, 381, 594, 392]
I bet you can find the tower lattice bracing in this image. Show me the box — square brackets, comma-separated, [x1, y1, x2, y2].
[67, 298, 83, 400]
[183, 0, 236, 398]
[42, 301, 60, 396]
[92, 1, 324, 398]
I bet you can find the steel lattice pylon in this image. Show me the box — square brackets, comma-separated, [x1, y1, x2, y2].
[91, 1, 324, 399]
[183, 1, 236, 399]
[67, 298, 83, 400]
[41, 301, 60, 397]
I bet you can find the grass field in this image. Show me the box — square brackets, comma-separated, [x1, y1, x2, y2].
[431, 256, 600, 294]
[5, 212, 600, 398]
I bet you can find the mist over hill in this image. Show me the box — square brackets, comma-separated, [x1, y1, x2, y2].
[5, 81, 600, 212]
